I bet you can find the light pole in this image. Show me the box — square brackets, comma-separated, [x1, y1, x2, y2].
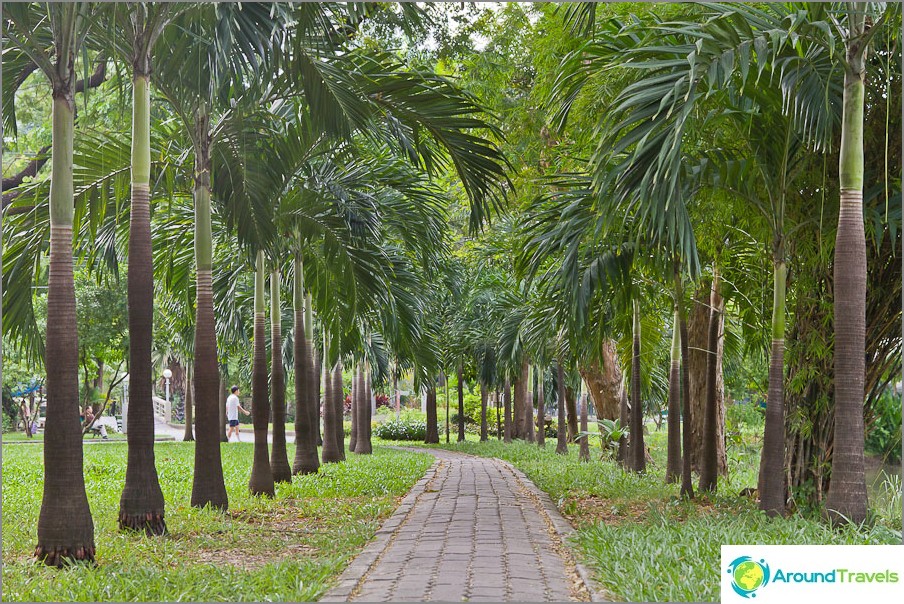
[163, 368, 173, 405]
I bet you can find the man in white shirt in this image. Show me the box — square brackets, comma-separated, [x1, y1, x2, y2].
[226, 385, 250, 442]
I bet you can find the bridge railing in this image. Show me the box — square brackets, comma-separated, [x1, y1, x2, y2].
[152, 396, 171, 425]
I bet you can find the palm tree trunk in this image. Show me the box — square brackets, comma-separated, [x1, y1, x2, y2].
[676, 271, 694, 499]
[120, 71, 166, 533]
[457, 364, 466, 442]
[321, 331, 342, 463]
[630, 300, 646, 473]
[248, 252, 274, 496]
[556, 361, 568, 455]
[355, 365, 373, 454]
[332, 362, 346, 460]
[183, 368, 194, 442]
[503, 377, 512, 443]
[349, 366, 358, 452]
[825, 21, 870, 525]
[495, 388, 502, 440]
[306, 293, 322, 449]
[364, 367, 373, 450]
[759, 260, 787, 515]
[513, 367, 524, 439]
[479, 381, 488, 442]
[425, 383, 439, 444]
[292, 258, 319, 474]
[189, 106, 228, 511]
[699, 268, 721, 492]
[269, 266, 291, 483]
[579, 389, 590, 462]
[445, 372, 451, 443]
[536, 368, 545, 447]
[666, 308, 682, 483]
[526, 363, 536, 442]
[36, 91, 96, 566]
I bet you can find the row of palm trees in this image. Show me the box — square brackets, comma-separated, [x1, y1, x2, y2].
[4, 2, 508, 566]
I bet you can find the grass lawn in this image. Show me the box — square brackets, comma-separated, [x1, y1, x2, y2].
[1, 441, 432, 602]
[378, 426, 903, 602]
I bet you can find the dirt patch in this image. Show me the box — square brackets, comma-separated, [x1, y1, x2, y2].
[561, 495, 650, 527]
[191, 542, 317, 570]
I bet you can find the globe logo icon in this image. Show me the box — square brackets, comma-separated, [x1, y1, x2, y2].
[727, 556, 770, 598]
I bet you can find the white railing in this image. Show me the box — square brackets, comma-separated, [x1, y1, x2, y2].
[151, 396, 171, 425]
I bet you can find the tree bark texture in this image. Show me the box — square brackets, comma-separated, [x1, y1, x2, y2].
[536, 371, 545, 447]
[457, 365, 466, 442]
[688, 283, 726, 476]
[503, 378, 512, 443]
[666, 309, 682, 484]
[479, 381, 488, 442]
[292, 261, 319, 475]
[183, 370, 194, 443]
[699, 270, 722, 492]
[349, 367, 358, 453]
[629, 301, 646, 473]
[565, 385, 578, 442]
[580, 339, 623, 420]
[425, 385, 439, 444]
[579, 392, 590, 462]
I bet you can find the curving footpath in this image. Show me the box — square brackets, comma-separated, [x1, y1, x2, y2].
[320, 447, 605, 603]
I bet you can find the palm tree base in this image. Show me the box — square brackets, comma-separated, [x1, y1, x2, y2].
[118, 512, 166, 536]
[34, 543, 96, 567]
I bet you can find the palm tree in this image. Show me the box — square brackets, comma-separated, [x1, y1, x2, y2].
[825, 3, 891, 525]
[114, 2, 181, 536]
[628, 300, 645, 472]
[248, 251, 274, 496]
[425, 383, 440, 444]
[269, 265, 291, 483]
[699, 268, 721, 492]
[5, 1, 98, 566]
[665, 309, 682, 483]
[320, 329, 341, 463]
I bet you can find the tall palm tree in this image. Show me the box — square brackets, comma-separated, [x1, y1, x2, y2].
[825, 3, 890, 525]
[5, 1, 98, 566]
[699, 268, 721, 492]
[320, 329, 342, 463]
[628, 299, 645, 473]
[248, 251, 274, 496]
[114, 2, 180, 536]
[665, 308, 682, 483]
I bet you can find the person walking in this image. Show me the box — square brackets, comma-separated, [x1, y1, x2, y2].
[226, 386, 250, 442]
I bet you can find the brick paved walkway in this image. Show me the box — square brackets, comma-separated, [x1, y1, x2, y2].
[320, 448, 600, 602]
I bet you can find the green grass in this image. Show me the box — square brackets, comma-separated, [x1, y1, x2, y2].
[378, 426, 902, 602]
[1, 431, 129, 443]
[1, 441, 432, 602]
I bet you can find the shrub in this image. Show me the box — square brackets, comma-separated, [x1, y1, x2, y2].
[374, 419, 440, 441]
[866, 390, 902, 463]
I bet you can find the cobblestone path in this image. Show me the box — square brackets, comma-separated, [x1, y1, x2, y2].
[320, 448, 601, 602]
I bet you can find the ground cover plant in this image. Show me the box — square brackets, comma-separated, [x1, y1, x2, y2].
[0, 442, 432, 601]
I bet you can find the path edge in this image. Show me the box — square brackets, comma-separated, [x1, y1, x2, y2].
[319, 455, 440, 602]
[497, 458, 609, 603]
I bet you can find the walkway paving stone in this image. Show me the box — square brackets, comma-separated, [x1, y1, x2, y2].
[320, 448, 604, 602]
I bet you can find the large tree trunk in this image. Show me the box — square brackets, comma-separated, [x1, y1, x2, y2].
[249, 252, 274, 496]
[37, 89, 96, 565]
[617, 384, 629, 465]
[308, 295, 322, 449]
[580, 339, 622, 420]
[457, 365, 466, 442]
[292, 258, 319, 475]
[479, 381, 488, 442]
[269, 267, 291, 483]
[556, 361, 568, 455]
[503, 378, 512, 443]
[332, 363, 346, 461]
[825, 25, 869, 524]
[513, 365, 524, 439]
[666, 308, 682, 483]
[629, 301, 646, 473]
[119, 68, 166, 534]
[675, 269, 694, 499]
[759, 261, 787, 515]
[425, 384, 439, 444]
[535, 368, 545, 447]
[183, 368, 194, 442]
[190, 110, 227, 511]
[699, 269, 722, 492]
[525, 364, 535, 443]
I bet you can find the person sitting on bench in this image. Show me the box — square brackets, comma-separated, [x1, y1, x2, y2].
[84, 406, 108, 439]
